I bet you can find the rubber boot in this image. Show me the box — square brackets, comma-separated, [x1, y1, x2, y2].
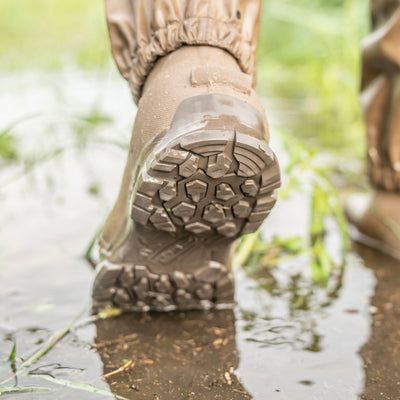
[346, 192, 400, 259]
[92, 45, 280, 311]
[346, 0, 400, 260]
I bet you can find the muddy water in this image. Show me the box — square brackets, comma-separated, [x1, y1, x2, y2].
[0, 72, 399, 399]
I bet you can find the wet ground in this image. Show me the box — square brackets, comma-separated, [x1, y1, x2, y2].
[0, 71, 399, 399]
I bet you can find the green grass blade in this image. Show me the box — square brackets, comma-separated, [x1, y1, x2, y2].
[0, 385, 51, 394]
[7, 341, 16, 362]
[20, 303, 90, 370]
[84, 224, 103, 266]
[0, 302, 91, 387]
[234, 231, 261, 266]
[31, 375, 128, 400]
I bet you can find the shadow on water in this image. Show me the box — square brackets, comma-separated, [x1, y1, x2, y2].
[355, 244, 400, 400]
[95, 311, 251, 399]
[0, 72, 399, 399]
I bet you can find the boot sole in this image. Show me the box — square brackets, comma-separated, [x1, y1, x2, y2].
[132, 130, 280, 237]
[92, 95, 280, 311]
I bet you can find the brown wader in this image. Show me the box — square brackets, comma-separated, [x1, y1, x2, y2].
[362, 0, 400, 190]
[346, 0, 400, 259]
[105, 0, 262, 104]
[92, 0, 281, 311]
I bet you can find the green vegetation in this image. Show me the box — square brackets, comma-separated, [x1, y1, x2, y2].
[258, 0, 370, 155]
[0, 132, 18, 161]
[236, 129, 350, 285]
[31, 376, 129, 400]
[0, 0, 110, 70]
[0, 0, 369, 159]
[236, 0, 370, 285]
[0, 385, 51, 395]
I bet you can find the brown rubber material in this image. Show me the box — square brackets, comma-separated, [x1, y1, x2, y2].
[132, 130, 279, 237]
[92, 94, 280, 311]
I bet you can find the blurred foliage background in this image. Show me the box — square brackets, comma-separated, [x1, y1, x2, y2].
[0, 0, 370, 160]
[258, 0, 370, 157]
[0, 0, 110, 70]
[1, 0, 370, 155]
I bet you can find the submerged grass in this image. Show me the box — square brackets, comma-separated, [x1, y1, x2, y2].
[0, 303, 90, 386]
[0, 107, 119, 186]
[0, 385, 51, 395]
[0, 305, 124, 397]
[31, 375, 129, 400]
[0, 114, 42, 166]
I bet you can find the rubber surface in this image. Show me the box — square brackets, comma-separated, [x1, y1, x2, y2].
[132, 130, 280, 238]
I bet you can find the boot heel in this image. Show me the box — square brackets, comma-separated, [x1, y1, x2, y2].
[132, 130, 280, 239]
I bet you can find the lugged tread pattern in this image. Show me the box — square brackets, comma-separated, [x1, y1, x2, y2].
[93, 129, 280, 311]
[92, 260, 235, 311]
[131, 131, 280, 239]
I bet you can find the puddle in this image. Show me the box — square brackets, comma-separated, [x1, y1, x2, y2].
[0, 71, 399, 399]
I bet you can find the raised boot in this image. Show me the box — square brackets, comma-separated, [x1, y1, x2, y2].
[346, 0, 400, 260]
[92, 45, 281, 311]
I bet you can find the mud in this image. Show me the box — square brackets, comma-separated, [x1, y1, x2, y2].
[358, 245, 400, 400]
[0, 72, 399, 399]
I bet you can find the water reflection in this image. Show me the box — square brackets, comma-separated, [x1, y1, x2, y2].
[95, 310, 253, 399]
[237, 266, 344, 353]
[234, 260, 375, 399]
[92, 255, 376, 400]
[0, 72, 393, 399]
